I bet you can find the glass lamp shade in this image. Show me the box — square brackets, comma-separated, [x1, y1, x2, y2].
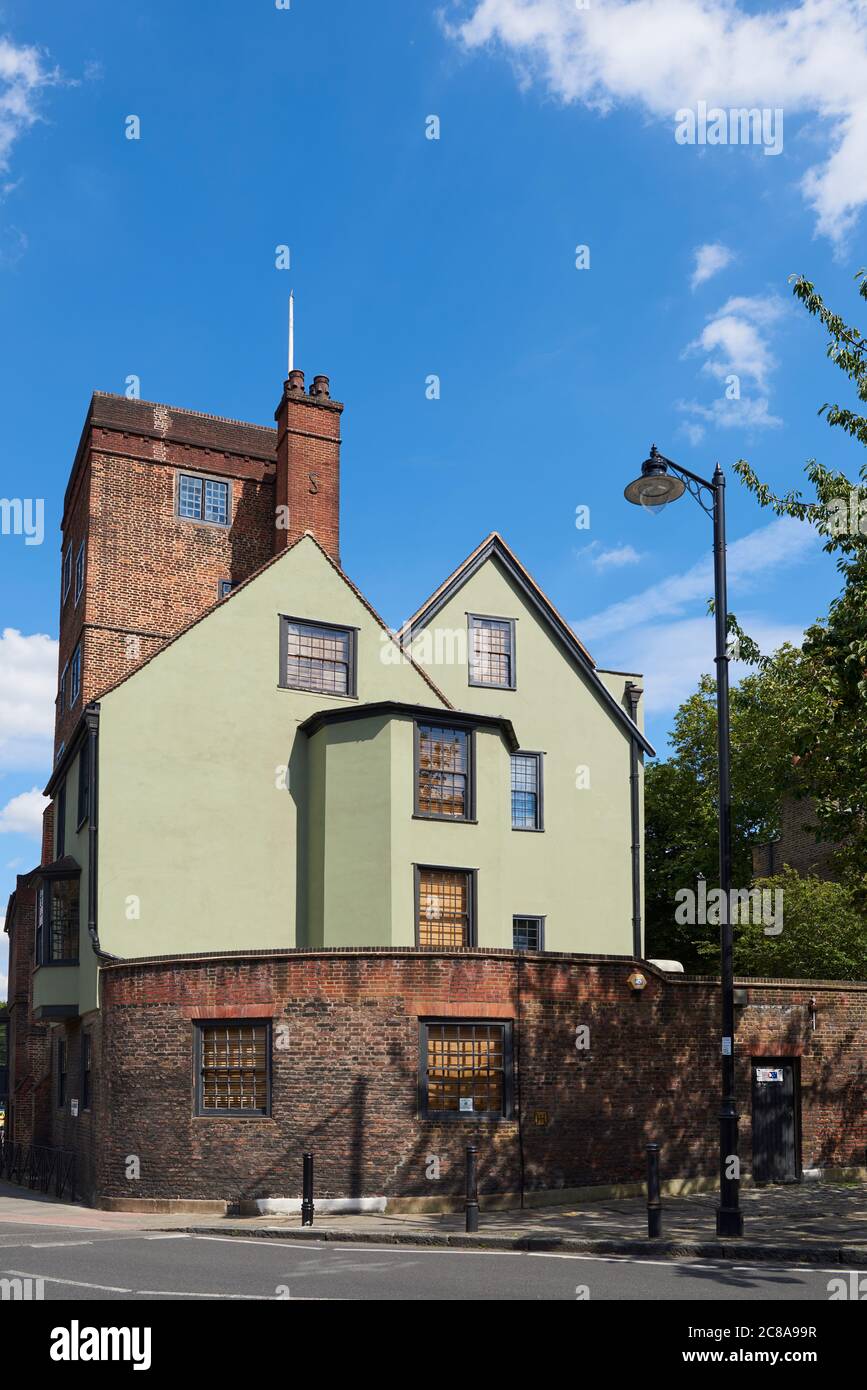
[624, 469, 686, 511]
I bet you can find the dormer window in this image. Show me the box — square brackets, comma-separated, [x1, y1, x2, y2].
[468, 615, 515, 690]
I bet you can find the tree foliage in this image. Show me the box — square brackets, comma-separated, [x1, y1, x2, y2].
[645, 269, 867, 975]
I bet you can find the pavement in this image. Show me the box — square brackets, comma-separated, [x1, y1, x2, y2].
[2, 1178, 865, 1267]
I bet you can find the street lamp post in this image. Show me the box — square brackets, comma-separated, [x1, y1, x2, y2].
[625, 445, 744, 1238]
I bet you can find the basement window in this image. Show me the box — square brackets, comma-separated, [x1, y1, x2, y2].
[415, 866, 476, 948]
[420, 1021, 512, 1119]
[279, 617, 357, 697]
[194, 1021, 271, 1117]
[468, 615, 516, 690]
[415, 724, 473, 820]
[177, 473, 230, 527]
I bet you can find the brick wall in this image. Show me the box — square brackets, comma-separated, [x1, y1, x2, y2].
[753, 797, 838, 881]
[90, 951, 866, 1205]
[4, 877, 52, 1148]
[45, 1015, 102, 1203]
[54, 382, 342, 754]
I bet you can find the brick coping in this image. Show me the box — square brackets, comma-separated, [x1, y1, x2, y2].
[95, 947, 867, 990]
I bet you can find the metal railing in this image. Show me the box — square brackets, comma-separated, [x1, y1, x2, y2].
[0, 1134, 77, 1201]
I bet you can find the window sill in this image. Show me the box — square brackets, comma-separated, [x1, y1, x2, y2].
[468, 680, 516, 692]
[412, 814, 478, 826]
[193, 1113, 275, 1122]
[277, 685, 358, 701]
[511, 825, 544, 833]
[176, 516, 231, 530]
[419, 1114, 516, 1124]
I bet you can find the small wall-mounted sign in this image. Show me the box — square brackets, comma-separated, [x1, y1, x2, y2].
[459, 1097, 473, 1113]
[721, 1037, 732, 1056]
[533, 1110, 549, 1127]
[70, 1099, 79, 1118]
[756, 1067, 783, 1083]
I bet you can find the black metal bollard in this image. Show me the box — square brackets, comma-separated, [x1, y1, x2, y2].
[646, 1142, 662, 1238]
[301, 1151, 314, 1227]
[465, 1144, 479, 1233]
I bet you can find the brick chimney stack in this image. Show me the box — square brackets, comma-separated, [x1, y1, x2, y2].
[274, 369, 343, 563]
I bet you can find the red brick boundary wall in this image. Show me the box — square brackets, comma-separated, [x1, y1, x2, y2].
[76, 950, 867, 1207]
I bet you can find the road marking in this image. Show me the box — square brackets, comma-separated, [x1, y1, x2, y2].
[2, 1269, 132, 1294]
[143, 1233, 191, 1240]
[135, 1289, 284, 1300]
[28, 1240, 95, 1249]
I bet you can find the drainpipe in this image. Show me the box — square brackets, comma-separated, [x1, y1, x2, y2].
[85, 705, 100, 951]
[625, 683, 643, 960]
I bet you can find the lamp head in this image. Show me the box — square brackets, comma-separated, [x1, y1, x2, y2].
[624, 445, 686, 512]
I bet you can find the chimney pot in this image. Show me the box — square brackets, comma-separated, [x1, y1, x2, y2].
[287, 369, 306, 394]
[310, 374, 331, 399]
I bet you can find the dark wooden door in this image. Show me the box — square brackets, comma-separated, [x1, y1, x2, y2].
[752, 1059, 799, 1183]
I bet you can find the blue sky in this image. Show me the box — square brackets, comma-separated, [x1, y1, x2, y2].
[1, 0, 865, 986]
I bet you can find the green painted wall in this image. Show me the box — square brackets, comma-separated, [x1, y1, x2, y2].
[405, 554, 644, 954]
[96, 538, 446, 959]
[49, 537, 644, 964]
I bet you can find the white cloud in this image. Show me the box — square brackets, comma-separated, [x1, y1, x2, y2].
[446, 0, 867, 242]
[0, 36, 60, 179]
[577, 515, 818, 642]
[0, 628, 58, 772]
[691, 243, 734, 290]
[677, 394, 783, 441]
[684, 294, 786, 393]
[578, 541, 644, 570]
[0, 786, 47, 838]
[679, 292, 786, 436]
[599, 614, 805, 715]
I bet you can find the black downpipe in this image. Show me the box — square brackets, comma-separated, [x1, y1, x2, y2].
[625, 683, 643, 959]
[85, 705, 100, 951]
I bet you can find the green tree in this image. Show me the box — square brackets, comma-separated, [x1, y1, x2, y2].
[644, 663, 795, 967]
[734, 270, 867, 898]
[695, 868, 867, 980]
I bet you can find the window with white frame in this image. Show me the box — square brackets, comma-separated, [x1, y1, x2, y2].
[178, 473, 230, 527]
